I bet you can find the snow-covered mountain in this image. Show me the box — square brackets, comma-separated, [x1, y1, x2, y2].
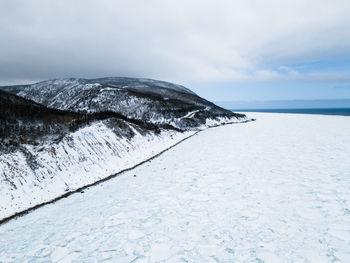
[1, 77, 245, 129]
[0, 78, 247, 222]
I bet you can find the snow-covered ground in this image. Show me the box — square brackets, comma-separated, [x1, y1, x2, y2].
[1, 113, 350, 262]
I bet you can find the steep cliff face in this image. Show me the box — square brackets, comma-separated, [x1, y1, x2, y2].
[1, 77, 246, 129]
[0, 78, 247, 221]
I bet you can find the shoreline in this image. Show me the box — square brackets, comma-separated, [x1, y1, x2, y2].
[0, 118, 252, 226]
[0, 131, 198, 226]
[2, 113, 349, 262]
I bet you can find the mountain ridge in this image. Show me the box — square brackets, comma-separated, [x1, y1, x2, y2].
[1, 77, 245, 129]
[0, 77, 248, 222]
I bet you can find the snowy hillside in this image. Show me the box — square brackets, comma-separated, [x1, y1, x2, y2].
[1, 77, 246, 129]
[0, 79, 247, 222]
[0, 120, 194, 221]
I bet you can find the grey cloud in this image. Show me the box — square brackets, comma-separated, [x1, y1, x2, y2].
[0, 0, 350, 84]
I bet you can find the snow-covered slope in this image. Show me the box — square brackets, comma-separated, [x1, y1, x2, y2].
[0, 79, 248, 222]
[0, 118, 194, 221]
[1, 77, 246, 129]
[0, 90, 193, 221]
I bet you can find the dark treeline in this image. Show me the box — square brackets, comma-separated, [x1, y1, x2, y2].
[0, 90, 182, 150]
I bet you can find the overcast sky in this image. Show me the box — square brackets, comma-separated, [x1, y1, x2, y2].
[1, 0, 350, 101]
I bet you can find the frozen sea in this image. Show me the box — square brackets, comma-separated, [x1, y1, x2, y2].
[1, 112, 350, 263]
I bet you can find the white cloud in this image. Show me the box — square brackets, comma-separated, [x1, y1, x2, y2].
[0, 0, 349, 84]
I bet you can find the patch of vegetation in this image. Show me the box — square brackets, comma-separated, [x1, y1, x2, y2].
[0, 90, 181, 152]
